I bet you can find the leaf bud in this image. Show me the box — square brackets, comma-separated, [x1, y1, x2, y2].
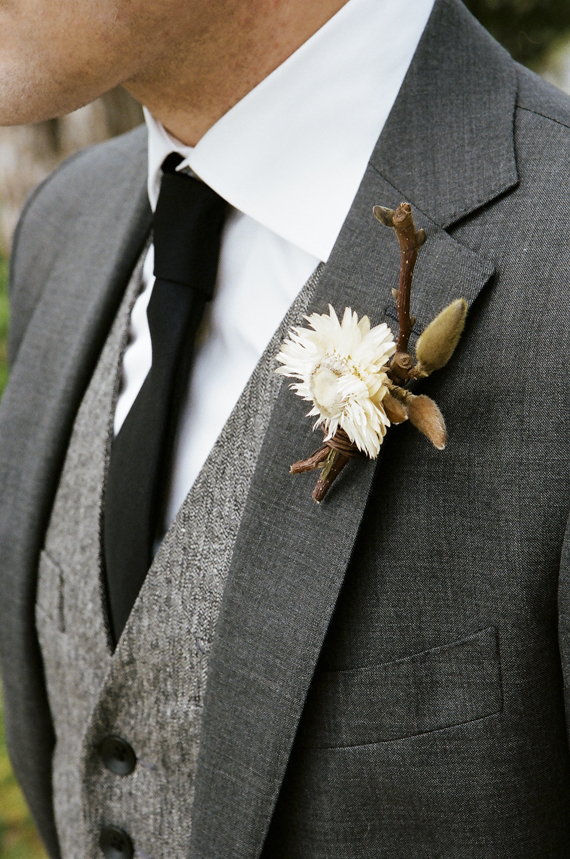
[406, 394, 447, 450]
[415, 298, 467, 376]
[383, 392, 408, 424]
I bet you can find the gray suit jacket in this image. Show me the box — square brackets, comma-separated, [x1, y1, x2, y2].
[3, 0, 570, 856]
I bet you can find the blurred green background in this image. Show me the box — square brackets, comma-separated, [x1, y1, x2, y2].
[1, 0, 570, 856]
[466, 0, 570, 67]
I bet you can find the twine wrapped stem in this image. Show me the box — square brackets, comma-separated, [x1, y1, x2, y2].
[290, 427, 359, 502]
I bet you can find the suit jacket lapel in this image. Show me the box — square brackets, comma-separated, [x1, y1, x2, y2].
[371, 0, 518, 230]
[0, 127, 150, 855]
[189, 1, 517, 857]
[0, 132, 151, 602]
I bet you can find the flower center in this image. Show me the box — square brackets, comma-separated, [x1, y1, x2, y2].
[310, 358, 350, 418]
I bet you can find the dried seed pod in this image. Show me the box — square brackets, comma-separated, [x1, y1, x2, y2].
[406, 394, 447, 450]
[383, 392, 408, 424]
[415, 298, 467, 377]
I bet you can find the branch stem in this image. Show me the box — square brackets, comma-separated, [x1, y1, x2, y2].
[290, 445, 330, 474]
[373, 202, 425, 381]
[312, 450, 351, 503]
[392, 203, 421, 353]
[289, 427, 359, 502]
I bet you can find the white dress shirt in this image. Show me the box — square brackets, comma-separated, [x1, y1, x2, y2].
[114, 0, 435, 534]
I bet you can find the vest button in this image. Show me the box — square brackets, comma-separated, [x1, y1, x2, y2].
[98, 736, 137, 776]
[99, 826, 134, 859]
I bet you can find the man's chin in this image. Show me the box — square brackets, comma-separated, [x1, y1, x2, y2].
[0, 66, 107, 126]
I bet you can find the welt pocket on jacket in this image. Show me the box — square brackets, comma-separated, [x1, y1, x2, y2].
[35, 549, 66, 634]
[297, 626, 502, 748]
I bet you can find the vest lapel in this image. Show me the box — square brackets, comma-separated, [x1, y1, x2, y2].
[189, 1, 517, 856]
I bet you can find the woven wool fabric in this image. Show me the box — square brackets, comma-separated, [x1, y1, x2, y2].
[8, 2, 570, 856]
[36, 247, 322, 859]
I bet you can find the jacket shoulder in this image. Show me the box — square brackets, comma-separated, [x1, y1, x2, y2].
[507, 65, 570, 228]
[8, 124, 148, 364]
[16, 123, 147, 235]
[516, 63, 570, 129]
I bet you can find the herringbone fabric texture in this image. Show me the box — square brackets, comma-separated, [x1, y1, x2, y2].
[36, 246, 321, 858]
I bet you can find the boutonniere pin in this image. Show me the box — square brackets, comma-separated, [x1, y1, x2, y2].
[276, 203, 467, 502]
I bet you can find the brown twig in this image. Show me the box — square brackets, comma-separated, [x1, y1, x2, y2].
[290, 445, 330, 474]
[312, 450, 351, 503]
[290, 427, 359, 502]
[373, 203, 425, 384]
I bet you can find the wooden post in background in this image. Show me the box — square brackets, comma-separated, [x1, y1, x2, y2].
[0, 87, 143, 254]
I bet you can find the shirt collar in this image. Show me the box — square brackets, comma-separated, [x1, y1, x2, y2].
[145, 0, 435, 263]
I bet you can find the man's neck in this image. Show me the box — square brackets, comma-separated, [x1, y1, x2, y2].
[123, 0, 350, 147]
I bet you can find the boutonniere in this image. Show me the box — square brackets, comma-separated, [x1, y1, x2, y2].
[276, 203, 467, 502]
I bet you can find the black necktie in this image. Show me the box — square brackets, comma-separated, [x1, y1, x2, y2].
[103, 154, 227, 646]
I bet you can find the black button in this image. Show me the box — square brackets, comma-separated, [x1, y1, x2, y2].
[98, 736, 137, 776]
[99, 826, 133, 859]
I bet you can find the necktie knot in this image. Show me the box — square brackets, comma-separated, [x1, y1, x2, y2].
[161, 151, 184, 174]
[153, 159, 227, 299]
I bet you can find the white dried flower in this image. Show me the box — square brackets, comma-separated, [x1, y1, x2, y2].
[276, 305, 396, 458]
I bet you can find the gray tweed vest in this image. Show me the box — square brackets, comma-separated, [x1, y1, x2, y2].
[35, 252, 321, 859]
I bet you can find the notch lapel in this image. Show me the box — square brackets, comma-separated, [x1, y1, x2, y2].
[189, 2, 517, 857]
[370, 0, 518, 229]
[0, 127, 150, 852]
